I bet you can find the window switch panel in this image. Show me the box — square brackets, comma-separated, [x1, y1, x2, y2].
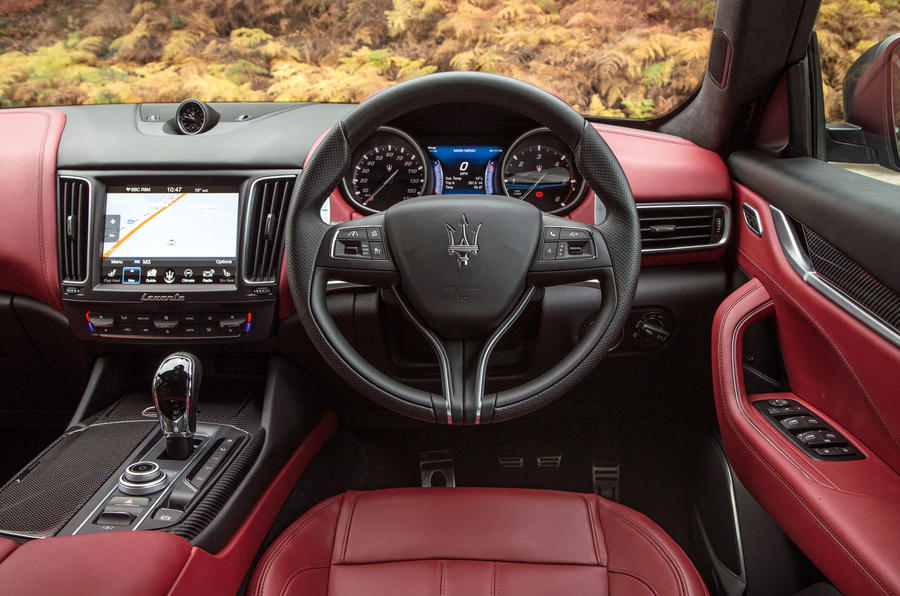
[753, 398, 863, 462]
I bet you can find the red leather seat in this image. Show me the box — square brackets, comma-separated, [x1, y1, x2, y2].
[250, 488, 708, 595]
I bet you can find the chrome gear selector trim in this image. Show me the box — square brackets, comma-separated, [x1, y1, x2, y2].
[152, 351, 202, 459]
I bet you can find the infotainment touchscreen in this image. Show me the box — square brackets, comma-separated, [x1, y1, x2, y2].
[100, 184, 239, 285]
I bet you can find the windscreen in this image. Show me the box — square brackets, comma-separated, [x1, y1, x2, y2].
[0, 0, 719, 119]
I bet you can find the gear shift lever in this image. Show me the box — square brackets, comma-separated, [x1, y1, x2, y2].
[152, 352, 202, 460]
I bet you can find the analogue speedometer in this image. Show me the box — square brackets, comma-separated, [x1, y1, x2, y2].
[501, 128, 585, 213]
[342, 127, 428, 212]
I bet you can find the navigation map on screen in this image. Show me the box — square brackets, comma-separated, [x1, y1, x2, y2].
[102, 185, 238, 260]
[100, 184, 239, 286]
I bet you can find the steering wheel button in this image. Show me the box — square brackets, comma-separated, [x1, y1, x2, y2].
[543, 227, 560, 241]
[370, 241, 387, 260]
[337, 227, 366, 240]
[561, 228, 590, 240]
[367, 227, 383, 240]
[556, 243, 568, 258]
[541, 243, 557, 260]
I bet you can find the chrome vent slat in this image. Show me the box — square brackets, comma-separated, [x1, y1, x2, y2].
[636, 202, 730, 254]
[265, 180, 292, 279]
[245, 176, 295, 283]
[639, 214, 712, 222]
[640, 224, 711, 232]
[58, 177, 91, 283]
[642, 234, 711, 243]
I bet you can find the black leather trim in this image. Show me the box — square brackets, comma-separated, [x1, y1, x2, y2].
[728, 150, 900, 292]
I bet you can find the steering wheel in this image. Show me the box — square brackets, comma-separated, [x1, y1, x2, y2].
[285, 72, 640, 425]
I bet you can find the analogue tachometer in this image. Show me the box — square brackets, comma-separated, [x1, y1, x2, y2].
[501, 128, 585, 213]
[343, 127, 428, 212]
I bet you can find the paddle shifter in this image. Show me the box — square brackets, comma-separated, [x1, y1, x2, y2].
[152, 352, 202, 460]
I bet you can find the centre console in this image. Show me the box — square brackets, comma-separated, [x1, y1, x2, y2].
[56, 169, 299, 342]
[61, 422, 248, 536]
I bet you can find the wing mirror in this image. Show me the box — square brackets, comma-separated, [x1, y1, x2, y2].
[840, 34, 900, 171]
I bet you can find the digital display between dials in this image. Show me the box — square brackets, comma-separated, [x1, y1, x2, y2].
[427, 145, 503, 194]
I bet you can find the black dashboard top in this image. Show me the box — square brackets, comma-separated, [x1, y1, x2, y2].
[54, 101, 557, 172]
[56, 102, 355, 170]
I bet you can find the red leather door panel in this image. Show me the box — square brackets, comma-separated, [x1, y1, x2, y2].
[712, 185, 900, 595]
[733, 184, 900, 472]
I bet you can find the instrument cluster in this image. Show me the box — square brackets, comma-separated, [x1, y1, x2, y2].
[341, 126, 587, 214]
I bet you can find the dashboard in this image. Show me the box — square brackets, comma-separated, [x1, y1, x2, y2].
[0, 100, 732, 347]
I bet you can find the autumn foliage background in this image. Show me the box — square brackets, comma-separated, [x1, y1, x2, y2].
[0, 0, 897, 120]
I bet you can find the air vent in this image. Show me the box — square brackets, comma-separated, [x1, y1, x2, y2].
[58, 177, 91, 283]
[244, 176, 295, 283]
[637, 202, 730, 253]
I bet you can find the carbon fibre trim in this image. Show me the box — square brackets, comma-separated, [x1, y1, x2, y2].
[163, 430, 264, 541]
[770, 206, 900, 347]
[802, 226, 900, 332]
[0, 422, 154, 540]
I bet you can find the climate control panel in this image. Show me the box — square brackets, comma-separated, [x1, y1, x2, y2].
[64, 301, 276, 342]
[86, 311, 251, 338]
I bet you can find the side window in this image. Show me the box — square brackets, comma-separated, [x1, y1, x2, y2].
[816, 2, 900, 183]
[817, 1, 899, 123]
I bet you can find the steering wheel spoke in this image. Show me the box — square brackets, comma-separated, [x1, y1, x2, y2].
[392, 286, 537, 424]
[315, 214, 399, 287]
[527, 213, 613, 287]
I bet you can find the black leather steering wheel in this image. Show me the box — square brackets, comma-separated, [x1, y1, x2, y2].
[286, 72, 640, 425]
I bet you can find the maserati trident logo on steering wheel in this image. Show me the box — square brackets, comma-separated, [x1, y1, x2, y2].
[446, 214, 482, 268]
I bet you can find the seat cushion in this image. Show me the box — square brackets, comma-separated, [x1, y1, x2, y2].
[250, 488, 707, 596]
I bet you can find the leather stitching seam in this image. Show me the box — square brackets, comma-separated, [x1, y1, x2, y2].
[252, 498, 339, 596]
[34, 113, 54, 308]
[608, 567, 660, 596]
[279, 565, 330, 596]
[581, 495, 603, 566]
[339, 492, 360, 564]
[596, 501, 686, 596]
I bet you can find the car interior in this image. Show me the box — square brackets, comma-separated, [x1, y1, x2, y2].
[0, 0, 898, 594]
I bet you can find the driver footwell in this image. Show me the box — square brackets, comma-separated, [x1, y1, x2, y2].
[241, 394, 713, 594]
